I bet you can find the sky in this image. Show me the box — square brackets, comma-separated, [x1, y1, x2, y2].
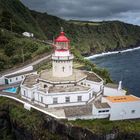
[21, 0, 140, 25]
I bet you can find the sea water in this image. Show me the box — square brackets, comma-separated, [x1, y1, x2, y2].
[89, 47, 140, 97]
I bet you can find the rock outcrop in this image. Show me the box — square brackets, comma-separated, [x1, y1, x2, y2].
[0, 97, 140, 140]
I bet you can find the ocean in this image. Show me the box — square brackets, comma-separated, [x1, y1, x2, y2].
[89, 47, 140, 97]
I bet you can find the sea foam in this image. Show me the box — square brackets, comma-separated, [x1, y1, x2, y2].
[85, 46, 140, 59]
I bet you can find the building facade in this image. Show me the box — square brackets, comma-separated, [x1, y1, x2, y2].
[20, 29, 140, 121]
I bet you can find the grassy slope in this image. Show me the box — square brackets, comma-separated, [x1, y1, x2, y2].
[0, 97, 140, 139]
[0, 28, 51, 71]
[0, 97, 64, 140]
[31, 10, 140, 55]
[69, 119, 140, 135]
[0, 0, 45, 39]
[0, 0, 140, 73]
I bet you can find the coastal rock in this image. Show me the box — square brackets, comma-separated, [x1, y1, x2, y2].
[0, 98, 140, 140]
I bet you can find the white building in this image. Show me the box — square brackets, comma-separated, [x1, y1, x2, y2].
[4, 70, 36, 84]
[22, 32, 34, 38]
[103, 81, 126, 96]
[20, 29, 140, 121]
[102, 95, 140, 120]
[21, 30, 103, 108]
[0, 66, 34, 85]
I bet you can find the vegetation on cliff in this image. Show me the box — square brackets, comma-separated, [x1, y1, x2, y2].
[1, 0, 140, 56]
[0, 0, 45, 38]
[0, 97, 140, 140]
[0, 97, 67, 140]
[69, 119, 140, 135]
[0, 0, 140, 139]
[0, 28, 51, 71]
[71, 47, 112, 83]
[31, 10, 140, 55]
[0, 0, 140, 76]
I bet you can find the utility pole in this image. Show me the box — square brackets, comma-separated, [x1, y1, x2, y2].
[21, 48, 24, 63]
[10, 19, 12, 32]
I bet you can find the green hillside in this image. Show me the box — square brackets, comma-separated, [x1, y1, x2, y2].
[31, 10, 140, 55]
[1, 0, 140, 56]
[0, 28, 51, 71]
[0, 0, 45, 38]
[0, 0, 140, 81]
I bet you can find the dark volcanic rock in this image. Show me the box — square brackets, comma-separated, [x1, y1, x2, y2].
[0, 98, 140, 140]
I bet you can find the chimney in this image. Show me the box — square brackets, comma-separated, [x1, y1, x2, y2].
[118, 81, 122, 90]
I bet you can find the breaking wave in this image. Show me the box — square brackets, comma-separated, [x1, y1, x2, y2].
[85, 46, 140, 59]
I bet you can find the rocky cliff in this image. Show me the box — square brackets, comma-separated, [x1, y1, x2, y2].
[0, 97, 140, 140]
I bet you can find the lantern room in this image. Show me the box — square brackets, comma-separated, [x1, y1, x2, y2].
[54, 30, 70, 51]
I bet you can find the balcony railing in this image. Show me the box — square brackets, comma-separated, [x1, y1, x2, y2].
[52, 54, 74, 60]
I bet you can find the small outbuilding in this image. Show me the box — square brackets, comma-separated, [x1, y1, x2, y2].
[103, 95, 140, 120]
[22, 32, 34, 37]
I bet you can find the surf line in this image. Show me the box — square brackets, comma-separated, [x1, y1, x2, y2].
[85, 46, 140, 59]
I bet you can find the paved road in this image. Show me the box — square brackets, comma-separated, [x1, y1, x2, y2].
[0, 54, 51, 76]
[0, 39, 53, 76]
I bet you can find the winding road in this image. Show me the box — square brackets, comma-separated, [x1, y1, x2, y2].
[0, 40, 52, 77]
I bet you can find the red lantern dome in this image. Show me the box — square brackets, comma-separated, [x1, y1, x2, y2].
[54, 29, 70, 51]
[55, 31, 70, 42]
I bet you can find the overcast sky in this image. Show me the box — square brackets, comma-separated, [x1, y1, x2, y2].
[21, 0, 140, 25]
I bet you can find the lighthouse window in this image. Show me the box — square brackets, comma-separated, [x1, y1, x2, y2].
[65, 97, 70, 103]
[53, 98, 58, 104]
[41, 96, 43, 103]
[77, 96, 82, 102]
[98, 110, 109, 113]
[62, 66, 65, 72]
[24, 90, 26, 96]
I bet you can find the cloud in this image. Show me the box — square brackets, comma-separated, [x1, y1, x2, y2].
[21, 0, 140, 25]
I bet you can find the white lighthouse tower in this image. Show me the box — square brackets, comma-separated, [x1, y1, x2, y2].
[52, 28, 74, 77]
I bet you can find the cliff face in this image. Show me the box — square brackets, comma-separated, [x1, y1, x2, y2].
[0, 97, 140, 140]
[0, 0, 45, 38]
[1, 0, 140, 56]
[31, 10, 140, 55]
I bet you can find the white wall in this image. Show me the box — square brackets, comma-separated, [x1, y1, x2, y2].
[103, 87, 126, 96]
[83, 80, 103, 93]
[52, 59, 73, 77]
[39, 81, 75, 88]
[0, 76, 5, 85]
[109, 101, 140, 121]
[6, 71, 37, 85]
[21, 85, 37, 102]
[54, 50, 70, 56]
[7, 75, 25, 84]
[92, 104, 110, 119]
[67, 115, 95, 121]
[33, 89, 93, 107]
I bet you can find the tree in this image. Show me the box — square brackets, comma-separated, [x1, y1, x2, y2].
[0, 10, 14, 31]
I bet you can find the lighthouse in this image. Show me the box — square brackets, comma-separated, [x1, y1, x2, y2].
[52, 28, 74, 77]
